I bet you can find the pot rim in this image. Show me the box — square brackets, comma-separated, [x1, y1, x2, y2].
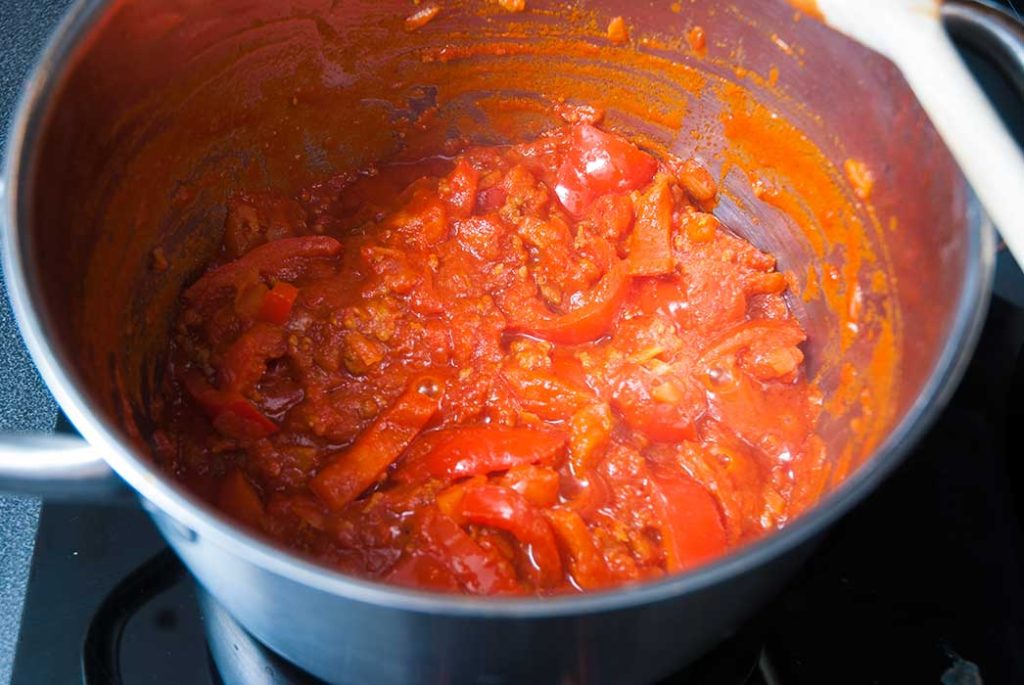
[0, 0, 996, 618]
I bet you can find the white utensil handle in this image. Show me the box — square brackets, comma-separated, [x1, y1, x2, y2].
[817, 0, 1024, 265]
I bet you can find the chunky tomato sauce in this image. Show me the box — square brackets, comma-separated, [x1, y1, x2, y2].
[156, 120, 824, 595]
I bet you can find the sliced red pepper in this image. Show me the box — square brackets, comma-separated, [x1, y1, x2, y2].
[211, 398, 280, 440]
[506, 260, 629, 344]
[458, 485, 563, 589]
[182, 371, 278, 440]
[258, 281, 299, 325]
[393, 426, 567, 484]
[310, 376, 444, 510]
[627, 175, 675, 276]
[555, 124, 658, 216]
[438, 157, 480, 219]
[216, 468, 265, 529]
[185, 236, 342, 305]
[409, 507, 520, 595]
[182, 370, 228, 416]
[647, 467, 727, 572]
[546, 508, 612, 590]
[217, 323, 287, 392]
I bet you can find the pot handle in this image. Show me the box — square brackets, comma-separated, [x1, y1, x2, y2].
[0, 432, 133, 501]
[814, 0, 1024, 265]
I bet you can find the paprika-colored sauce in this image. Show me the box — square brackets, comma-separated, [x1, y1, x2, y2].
[156, 119, 823, 595]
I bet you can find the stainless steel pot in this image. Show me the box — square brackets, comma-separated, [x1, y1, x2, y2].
[1, 1, 1019, 682]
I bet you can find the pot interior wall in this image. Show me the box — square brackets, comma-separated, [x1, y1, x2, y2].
[23, 0, 967, 536]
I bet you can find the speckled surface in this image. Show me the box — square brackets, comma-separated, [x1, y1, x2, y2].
[1, 1, 73, 683]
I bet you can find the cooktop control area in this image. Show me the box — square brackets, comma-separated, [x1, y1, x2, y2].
[2, 1, 1023, 684]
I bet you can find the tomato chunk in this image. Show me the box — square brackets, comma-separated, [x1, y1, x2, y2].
[611, 363, 705, 443]
[568, 403, 614, 474]
[311, 377, 443, 510]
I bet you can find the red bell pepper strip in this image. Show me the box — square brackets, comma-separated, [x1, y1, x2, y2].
[555, 124, 658, 216]
[458, 485, 564, 589]
[258, 281, 299, 325]
[310, 376, 444, 510]
[216, 323, 287, 392]
[627, 175, 675, 277]
[392, 426, 567, 484]
[183, 371, 278, 440]
[647, 467, 727, 572]
[506, 260, 629, 344]
[210, 398, 280, 441]
[184, 236, 342, 305]
[546, 508, 612, 590]
[409, 507, 521, 595]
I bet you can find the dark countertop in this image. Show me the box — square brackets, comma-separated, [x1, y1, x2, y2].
[0, 2, 72, 683]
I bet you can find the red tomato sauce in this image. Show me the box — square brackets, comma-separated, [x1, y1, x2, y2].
[156, 121, 824, 595]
